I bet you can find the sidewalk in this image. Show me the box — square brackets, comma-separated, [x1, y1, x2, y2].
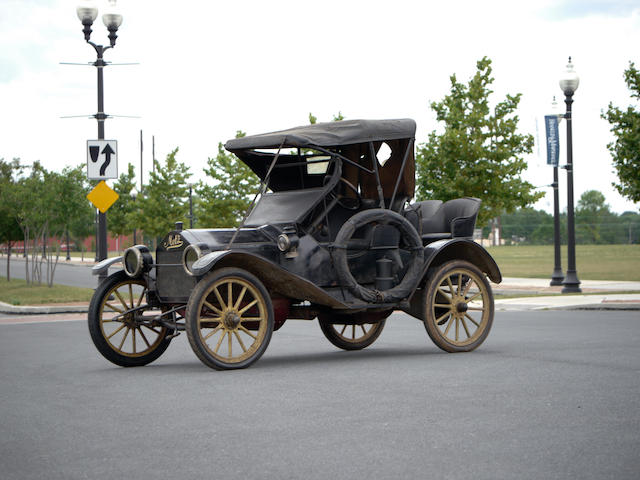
[2, 276, 639, 316]
[492, 277, 640, 312]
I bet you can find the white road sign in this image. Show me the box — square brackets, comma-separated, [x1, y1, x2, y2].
[86, 140, 118, 180]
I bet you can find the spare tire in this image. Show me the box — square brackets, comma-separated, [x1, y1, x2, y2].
[332, 209, 424, 303]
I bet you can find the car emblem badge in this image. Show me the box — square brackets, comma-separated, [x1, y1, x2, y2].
[163, 234, 184, 250]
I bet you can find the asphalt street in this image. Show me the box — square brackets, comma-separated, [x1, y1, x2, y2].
[1, 310, 639, 480]
[1, 257, 99, 288]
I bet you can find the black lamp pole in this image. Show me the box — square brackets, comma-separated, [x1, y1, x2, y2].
[76, 1, 122, 285]
[188, 184, 194, 229]
[559, 57, 581, 293]
[550, 165, 564, 285]
[130, 188, 138, 245]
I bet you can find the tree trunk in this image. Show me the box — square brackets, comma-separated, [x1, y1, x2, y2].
[6, 241, 11, 282]
[23, 227, 30, 285]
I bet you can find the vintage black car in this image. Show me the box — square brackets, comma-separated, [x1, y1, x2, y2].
[89, 119, 502, 370]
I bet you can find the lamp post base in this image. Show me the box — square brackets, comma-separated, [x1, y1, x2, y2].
[550, 268, 564, 286]
[561, 270, 581, 293]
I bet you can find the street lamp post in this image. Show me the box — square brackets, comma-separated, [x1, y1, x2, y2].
[550, 166, 564, 285]
[130, 187, 138, 245]
[559, 57, 581, 293]
[188, 183, 194, 229]
[76, 0, 123, 284]
[550, 97, 564, 286]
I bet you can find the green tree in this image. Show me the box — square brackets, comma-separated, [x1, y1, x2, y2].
[308, 111, 344, 124]
[576, 190, 615, 244]
[133, 148, 191, 242]
[13, 162, 51, 284]
[619, 211, 640, 244]
[108, 163, 137, 246]
[500, 207, 554, 245]
[2, 160, 103, 282]
[196, 132, 260, 228]
[14, 164, 91, 286]
[602, 62, 640, 203]
[416, 57, 543, 226]
[50, 165, 91, 237]
[69, 201, 95, 261]
[0, 159, 24, 281]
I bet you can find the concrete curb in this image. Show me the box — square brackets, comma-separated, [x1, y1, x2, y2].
[562, 303, 640, 311]
[2, 299, 638, 315]
[0, 301, 89, 315]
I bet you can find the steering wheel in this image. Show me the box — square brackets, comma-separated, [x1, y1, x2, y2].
[332, 177, 362, 211]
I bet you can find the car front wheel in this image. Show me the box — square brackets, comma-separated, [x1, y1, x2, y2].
[185, 268, 274, 370]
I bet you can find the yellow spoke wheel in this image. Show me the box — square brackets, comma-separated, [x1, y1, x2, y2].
[318, 310, 390, 351]
[185, 268, 274, 370]
[88, 271, 172, 367]
[423, 260, 494, 353]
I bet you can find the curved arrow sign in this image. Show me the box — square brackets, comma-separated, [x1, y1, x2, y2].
[86, 140, 118, 180]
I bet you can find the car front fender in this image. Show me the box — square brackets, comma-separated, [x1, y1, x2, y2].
[91, 256, 123, 276]
[191, 250, 347, 308]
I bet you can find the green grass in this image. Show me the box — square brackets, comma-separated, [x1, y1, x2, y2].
[0, 276, 94, 306]
[486, 244, 640, 281]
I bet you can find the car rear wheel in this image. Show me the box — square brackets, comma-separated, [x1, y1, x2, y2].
[185, 268, 274, 370]
[423, 260, 494, 352]
[318, 310, 390, 350]
[88, 271, 172, 367]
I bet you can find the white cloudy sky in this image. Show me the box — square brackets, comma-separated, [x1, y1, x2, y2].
[1, 0, 639, 213]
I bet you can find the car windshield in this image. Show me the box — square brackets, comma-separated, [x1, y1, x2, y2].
[242, 148, 335, 191]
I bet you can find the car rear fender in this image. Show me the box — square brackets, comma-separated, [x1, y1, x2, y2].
[402, 239, 501, 321]
[191, 250, 346, 308]
[420, 238, 502, 284]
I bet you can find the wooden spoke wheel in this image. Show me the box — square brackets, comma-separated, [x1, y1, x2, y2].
[185, 268, 274, 370]
[318, 310, 390, 351]
[88, 271, 172, 367]
[423, 260, 494, 352]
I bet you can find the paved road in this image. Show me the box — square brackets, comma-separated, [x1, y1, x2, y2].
[1, 257, 98, 288]
[1, 310, 638, 480]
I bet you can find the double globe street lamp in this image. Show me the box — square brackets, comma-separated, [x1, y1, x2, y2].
[558, 57, 581, 293]
[75, 0, 123, 283]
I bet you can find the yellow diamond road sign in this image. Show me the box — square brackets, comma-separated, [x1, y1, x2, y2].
[87, 181, 119, 213]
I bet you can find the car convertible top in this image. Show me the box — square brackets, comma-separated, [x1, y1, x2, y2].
[224, 118, 416, 151]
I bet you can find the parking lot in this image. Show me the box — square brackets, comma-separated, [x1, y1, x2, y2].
[1, 310, 639, 479]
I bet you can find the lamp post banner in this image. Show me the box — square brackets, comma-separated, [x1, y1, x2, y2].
[545, 115, 560, 166]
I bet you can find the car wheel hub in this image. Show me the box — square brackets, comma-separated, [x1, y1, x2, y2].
[456, 301, 468, 313]
[223, 311, 241, 329]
